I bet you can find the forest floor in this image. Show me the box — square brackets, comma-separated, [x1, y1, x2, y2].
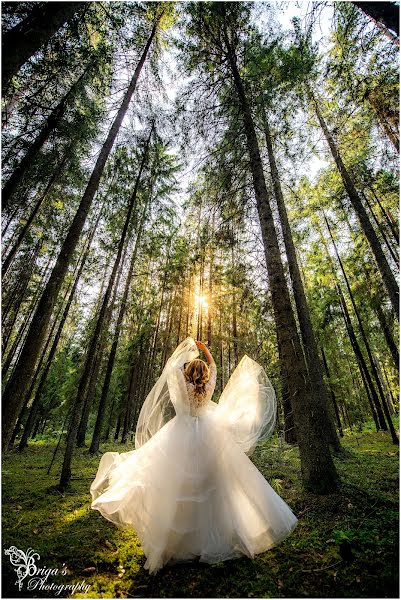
[2, 419, 399, 599]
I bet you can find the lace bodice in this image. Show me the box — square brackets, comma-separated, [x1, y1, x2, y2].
[184, 362, 217, 417]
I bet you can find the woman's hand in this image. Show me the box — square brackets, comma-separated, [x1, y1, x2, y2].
[196, 341, 214, 365]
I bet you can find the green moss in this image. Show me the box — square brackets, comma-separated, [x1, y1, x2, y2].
[2, 423, 398, 598]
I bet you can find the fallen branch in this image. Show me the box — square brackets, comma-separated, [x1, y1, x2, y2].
[302, 559, 343, 573]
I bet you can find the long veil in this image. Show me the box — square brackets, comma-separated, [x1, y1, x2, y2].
[135, 336, 199, 449]
[213, 355, 277, 456]
[135, 337, 277, 456]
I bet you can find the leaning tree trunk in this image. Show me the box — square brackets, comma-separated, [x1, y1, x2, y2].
[309, 88, 399, 317]
[2, 2, 85, 91]
[352, 1, 399, 40]
[11, 276, 72, 449]
[3, 256, 54, 382]
[338, 282, 385, 429]
[2, 61, 92, 211]
[58, 124, 154, 490]
[2, 241, 41, 352]
[263, 113, 341, 452]
[2, 21, 159, 452]
[225, 31, 338, 493]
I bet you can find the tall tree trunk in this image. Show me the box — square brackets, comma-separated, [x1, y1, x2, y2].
[89, 202, 147, 454]
[362, 191, 399, 266]
[225, 31, 338, 492]
[338, 283, 384, 429]
[321, 347, 344, 437]
[316, 221, 388, 430]
[310, 88, 399, 316]
[2, 2, 85, 91]
[2, 63, 91, 210]
[219, 307, 225, 394]
[122, 347, 142, 444]
[370, 186, 399, 243]
[2, 22, 159, 451]
[264, 114, 340, 452]
[3, 154, 68, 274]
[340, 201, 399, 372]
[325, 214, 399, 444]
[76, 240, 127, 448]
[230, 232, 239, 368]
[206, 210, 216, 348]
[3, 257, 54, 382]
[2, 241, 42, 352]
[176, 280, 185, 346]
[11, 266, 77, 448]
[278, 338, 296, 444]
[382, 365, 397, 414]
[186, 272, 192, 337]
[58, 124, 154, 489]
[19, 213, 102, 450]
[375, 303, 399, 371]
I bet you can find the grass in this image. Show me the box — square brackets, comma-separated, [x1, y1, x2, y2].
[2, 420, 399, 598]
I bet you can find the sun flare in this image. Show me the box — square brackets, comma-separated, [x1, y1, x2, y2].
[194, 293, 209, 310]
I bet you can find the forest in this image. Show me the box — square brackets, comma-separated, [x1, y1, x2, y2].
[2, 1, 399, 598]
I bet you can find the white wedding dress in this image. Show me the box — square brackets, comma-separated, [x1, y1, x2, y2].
[90, 337, 298, 574]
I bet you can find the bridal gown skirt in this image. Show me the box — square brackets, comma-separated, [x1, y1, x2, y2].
[90, 412, 298, 574]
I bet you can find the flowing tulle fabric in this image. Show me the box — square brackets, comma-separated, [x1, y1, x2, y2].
[90, 415, 298, 574]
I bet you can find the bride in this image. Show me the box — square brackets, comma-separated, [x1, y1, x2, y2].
[90, 337, 298, 574]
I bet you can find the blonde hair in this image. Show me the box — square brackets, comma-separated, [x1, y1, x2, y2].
[184, 359, 210, 400]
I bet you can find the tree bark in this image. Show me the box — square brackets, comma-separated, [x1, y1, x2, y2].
[2, 2, 85, 91]
[225, 30, 338, 492]
[3, 256, 53, 381]
[370, 186, 399, 243]
[2, 22, 159, 452]
[321, 347, 343, 437]
[375, 303, 399, 371]
[264, 114, 340, 452]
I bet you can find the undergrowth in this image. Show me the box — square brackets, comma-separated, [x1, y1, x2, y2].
[2, 420, 399, 598]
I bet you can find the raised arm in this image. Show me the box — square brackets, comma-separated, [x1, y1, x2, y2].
[196, 340, 215, 365]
